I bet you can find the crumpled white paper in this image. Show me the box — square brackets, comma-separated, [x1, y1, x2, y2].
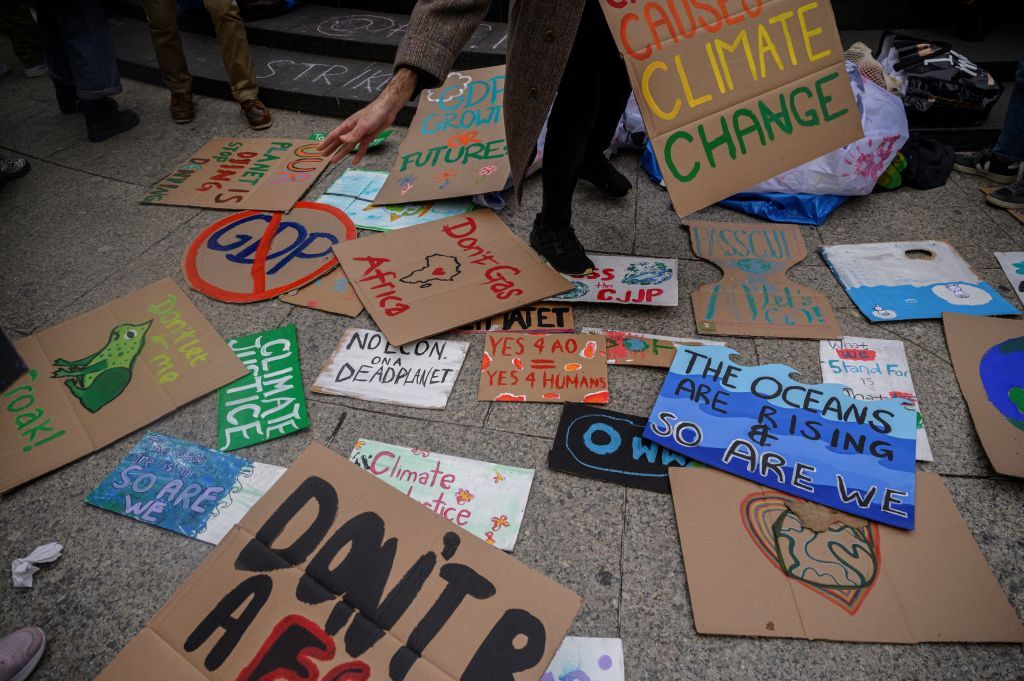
[11, 542, 63, 588]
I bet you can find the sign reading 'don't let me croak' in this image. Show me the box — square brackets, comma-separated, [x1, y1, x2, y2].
[599, 0, 864, 216]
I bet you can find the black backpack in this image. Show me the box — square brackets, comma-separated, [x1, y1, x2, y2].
[900, 134, 955, 190]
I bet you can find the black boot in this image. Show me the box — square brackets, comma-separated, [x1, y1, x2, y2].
[579, 156, 632, 198]
[81, 97, 139, 142]
[529, 214, 594, 276]
[51, 79, 80, 114]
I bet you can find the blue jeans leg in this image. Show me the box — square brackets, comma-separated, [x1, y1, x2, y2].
[36, 0, 122, 100]
[993, 54, 1024, 162]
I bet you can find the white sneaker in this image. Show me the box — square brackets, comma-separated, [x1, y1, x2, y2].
[23, 64, 47, 78]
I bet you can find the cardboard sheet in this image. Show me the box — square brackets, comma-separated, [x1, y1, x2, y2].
[457, 304, 574, 334]
[278, 266, 364, 317]
[86, 432, 285, 544]
[820, 336, 932, 461]
[995, 251, 1024, 307]
[217, 325, 308, 451]
[479, 333, 609, 404]
[546, 255, 678, 306]
[317, 168, 475, 231]
[349, 439, 534, 551]
[671, 467, 1024, 642]
[543, 637, 624, 681]
[184, 202, 357, 303]
[549, 404, 699, 493]
[821, 240, 1018, 321]
[689, 221, 842, 338]
[0, 279, 246, 493]
[645, 345, 917, 528]
[313, 329, 468, 409]
[144, 138, 330, 212]
[335, 209, 570, 347]
[582, 328, 724, 368]
[375, 65, 510, 204]
[943, 313, 1024, 478]
[96, 442, 582, 681]
[599, 0, 863, 217]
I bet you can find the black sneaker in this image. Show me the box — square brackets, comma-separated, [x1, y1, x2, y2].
[953, 149, 1021, 184]
[82, 97, 139, 142]
[0, 154, 30, 183]
[529, 215, 595, 276]
[579, 156, 633, 198]
[986, 177, 1024, 210]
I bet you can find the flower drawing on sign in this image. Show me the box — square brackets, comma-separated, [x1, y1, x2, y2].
[411, 447, 430, 457]
[435, 170, 457, 189]
[399, 254, 462, 288]
[491, 515, 510, 532]
[447, 131, 480, 148]
[622, 261, 672, 286]
[479, 164, 498, 176]
[493, 471, 505, 484]
[484, 531, 496, 544]
[398, 174, 415, 195]
[455, 488, 474, 504]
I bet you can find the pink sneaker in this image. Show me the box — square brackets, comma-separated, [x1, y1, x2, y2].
[0, 628, 45, 681]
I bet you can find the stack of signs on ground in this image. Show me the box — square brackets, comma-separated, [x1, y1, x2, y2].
[644, 345, 917, 528]
[995, 251, 1024, 306]
[480, 333, 608, 403]
[313, 328, 468, 409]
[85, 432, 284, 544]
[218, 325, 307, 451]
[0, 279, 246, 492]
[457, 304, 574, 334]
[583, 328, 724, 368]
[183, 202, 356, 303]
[689, 221, 842, 338]
[820, 241, 1017, 321]
[820, 337, 932, 461]
[335, 209, 570, 346]
[550, 404, 699, 493]
[670, 467, 1024, 642]
[375, 65, 510, 204]
[96, 443, 582, 680]
[145, 138, 330, 211]
[547, 255, 678, 306]
[348, 439, 534, 550]
[316, 168, 475, 231]
[278, 266, 364, 317]
[944, 313, 1024, 478]
[598, 0, 862, 217]
[543, 637, 624, 681]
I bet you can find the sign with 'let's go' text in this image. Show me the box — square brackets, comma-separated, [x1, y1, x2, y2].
[599, 0, 864, 216]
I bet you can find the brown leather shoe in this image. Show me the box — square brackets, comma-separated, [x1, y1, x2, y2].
[242, 99, 272, 130]
[170, 92, 194, 124]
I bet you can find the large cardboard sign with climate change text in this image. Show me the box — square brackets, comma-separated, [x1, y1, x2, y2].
[96, 442, 582, 681]
[599, 0, 863, 216]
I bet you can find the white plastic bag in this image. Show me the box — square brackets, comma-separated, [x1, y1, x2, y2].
[609, 94, 647, 155]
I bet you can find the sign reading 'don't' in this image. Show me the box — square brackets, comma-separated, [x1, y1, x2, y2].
[599, 0, 863, 216]
[96, 442, 582, 681]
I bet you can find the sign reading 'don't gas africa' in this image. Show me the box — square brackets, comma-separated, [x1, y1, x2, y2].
[599, 0, 864, 216]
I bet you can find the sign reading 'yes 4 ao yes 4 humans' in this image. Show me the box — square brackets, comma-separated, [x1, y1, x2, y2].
[645, 345, 917, 528]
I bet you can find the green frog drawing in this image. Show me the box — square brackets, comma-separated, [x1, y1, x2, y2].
[52, 321, 152, 413]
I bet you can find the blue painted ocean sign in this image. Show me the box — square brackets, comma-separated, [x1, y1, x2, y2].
[85, 432, 284, 544]
[644, 345, 917, 529]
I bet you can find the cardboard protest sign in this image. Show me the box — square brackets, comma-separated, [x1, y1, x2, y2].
[944, 313, 1024, 478]
[582, 327, 723, 368]
[820, 240, 1018, 321]
[599, 0, 863, 217]
[278, 266, 364, 317]
[546, 255, 678, 306]
[86, 432, 285, 544]
[309, 129, 393, 150]
[543, 637, 624, 681]
[217, 325, 308, 451]
[549, 404, 699, 493]
[184, 202, 357, 304]
[995, 251, 1024, 307]
[317, 169, 476, 232]
[645, 345, 917, 528]
[479, 333, 609, 404]
[144, 138, 330, 212]
[96, 442, 582, 681]
[0, 279, 246, 493]
[375, 65, 510, 204]
[335, 209, 570, 347]
[313, 329, 468, 409]
[348, 439, 534, 550]
[671, 467, 1024, 642]
[820, 337, 932, 462]
[689, 221, 842, 338]
[457, 304, 574, 334]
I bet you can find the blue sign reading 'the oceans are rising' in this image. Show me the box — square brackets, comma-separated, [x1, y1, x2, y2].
[644, 345, 917, 529]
